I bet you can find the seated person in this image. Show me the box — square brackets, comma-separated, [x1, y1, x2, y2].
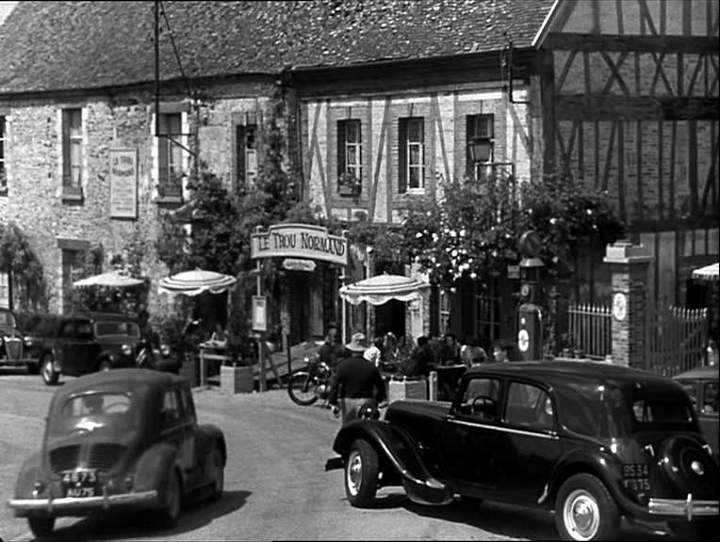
[209, 323, 228, 348]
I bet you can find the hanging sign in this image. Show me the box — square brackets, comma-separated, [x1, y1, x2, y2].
[251, 223, 347, 266]
[0, 272, 9, 309]
[109, 148, 138, 219]
[252, 295, 267, 332]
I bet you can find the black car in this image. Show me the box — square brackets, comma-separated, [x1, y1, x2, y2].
[326, 361, 719, 541]
[0, 308, 37, 373]
[7, 369, 226, 538]
[674, 366, 719, 462]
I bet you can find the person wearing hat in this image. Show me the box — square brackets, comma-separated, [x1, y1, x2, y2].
[327, 332, 387, 423]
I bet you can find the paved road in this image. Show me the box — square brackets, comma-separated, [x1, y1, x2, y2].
[0, 369, 671, 541]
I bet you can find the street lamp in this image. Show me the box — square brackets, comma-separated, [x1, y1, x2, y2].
[467, 137, 493, 181]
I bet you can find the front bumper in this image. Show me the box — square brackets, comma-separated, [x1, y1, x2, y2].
[7, 489, 158, 515]
[649, 496, 719, 521]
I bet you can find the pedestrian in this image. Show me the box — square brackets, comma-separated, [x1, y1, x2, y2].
[460, 336, 488, 367]
[382, 332, 401, 368]
[318, 324, 345, 370]
[438, 333, 462, 365]
[363, 336, 384, 368]
[328, 332, 387, 423]
[403, 335, 434, 378]
[492, 339, 520, 363]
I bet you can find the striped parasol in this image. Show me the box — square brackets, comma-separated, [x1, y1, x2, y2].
[339, 274, 430, 306]
[158, 269, 237, 296]
[691, 262, 719, 282]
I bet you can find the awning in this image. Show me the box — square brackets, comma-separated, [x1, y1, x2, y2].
[73, 271, 145, 288]
[339, 274, 430, 306]
[158, 269, 237, 296]
[692, 262, 719, 282]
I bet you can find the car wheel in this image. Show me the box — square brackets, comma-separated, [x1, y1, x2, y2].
[555, 473, 619, 541]
[344, 439, 379, 508]
[26, 362, 40, 375]
[98, 359, 112, 372]
[208, 447, 224, 501]
[28, 516, 55, 538]
[159, 470, 182, 529]
[41, 354, 59, 385]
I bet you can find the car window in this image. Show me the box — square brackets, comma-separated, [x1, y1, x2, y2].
[0, 311, 15, 327]
[50, 392, 135, 436]
[505, 382, 554, 431]
[677, 381, 698, 408]
[61, 393, 132, 417]
[701, 381, 718, 415]
[161, 389, 183, 429]
[179, 385, 196, 421]
[631, 399, 693, 425]
[94, 321, 140, 338]
[75, 321, 94, 339]
[458, 377, 500, 421]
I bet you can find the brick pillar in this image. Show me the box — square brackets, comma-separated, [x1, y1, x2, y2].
[603, 241, 654, 369]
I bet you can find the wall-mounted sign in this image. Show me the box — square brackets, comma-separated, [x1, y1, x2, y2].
[507, 265, 520, 279]
[282, 259, 316, 272]
[612, 292, 627, 321]
[252, 295, 267, 332]
[109, 148, 138, 219]
[251, 223, 348, 266]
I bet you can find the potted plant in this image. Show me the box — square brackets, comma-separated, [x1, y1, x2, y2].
[338, 172, 362, 198]
[220, 299, 255, 393]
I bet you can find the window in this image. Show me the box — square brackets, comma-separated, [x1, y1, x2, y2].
[466, 114, 494, 179]
[62, 108, 83, 195]
[157, 113, 184, 198]
[235, 123, 258, 191]
[161, 389, 183, 429]
[61, 249, 84, 314]
[337, 119, 362, 193]
[399, 117, 425, 192]
[459, 377, 501, 420]
[0, 115, 6, 194]
[505, 382, 554, 431]
[701, 381, 718, 414]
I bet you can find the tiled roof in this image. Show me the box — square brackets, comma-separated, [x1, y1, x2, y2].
[0, 0, 554, 94]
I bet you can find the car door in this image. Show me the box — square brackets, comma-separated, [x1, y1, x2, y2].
[60, 319, 99, 375]
[494, 379, 562, 505]
[160, 386, 197, 485]
[440, 375, 503, 492]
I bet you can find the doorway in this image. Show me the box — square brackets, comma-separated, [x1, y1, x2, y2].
[374, 300, 405, 341]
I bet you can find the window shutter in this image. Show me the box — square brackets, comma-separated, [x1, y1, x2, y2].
[236, 124, 246, 191]
[398, 119, 407, 193]
[62, 111, 71, 186]
[337, 121, 346, 188]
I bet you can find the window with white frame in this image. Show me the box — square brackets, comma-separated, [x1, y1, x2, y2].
[337, 119, 362, 193]
[62, 108, 83, 194]
[0, 115, 6, 194]
[399, 117, 424, 192]
[157, 113, 184, 197]
[235, 123, 257, 191]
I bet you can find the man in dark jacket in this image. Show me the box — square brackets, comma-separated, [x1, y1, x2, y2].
[318, 324, 345, 370]
[403, 335, 433, 378]
[328, 332, 387, 422]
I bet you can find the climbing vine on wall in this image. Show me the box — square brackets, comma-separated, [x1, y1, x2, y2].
[0, 221, 47, 311]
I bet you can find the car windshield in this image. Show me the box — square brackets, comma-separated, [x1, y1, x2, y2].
[49, 392, 135, 436]
[0, 311, 16, 327]
[94, 321, 140, 338]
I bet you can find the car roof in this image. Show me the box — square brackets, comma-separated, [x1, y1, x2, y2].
[85, 312, 137, 322]
[467, 360, 682, 390]
[58, 369, 187, 396]
[673, 366, 718, 380]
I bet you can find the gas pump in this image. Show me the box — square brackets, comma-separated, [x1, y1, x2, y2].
[516, 231, 545, 361]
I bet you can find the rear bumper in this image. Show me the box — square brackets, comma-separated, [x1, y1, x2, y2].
[7, 490, 158, 516]
[648, 496, 719, 521]
[0, 358, 34, 366]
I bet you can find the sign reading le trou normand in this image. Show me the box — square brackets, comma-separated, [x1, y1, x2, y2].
[250, 224, 348, 267]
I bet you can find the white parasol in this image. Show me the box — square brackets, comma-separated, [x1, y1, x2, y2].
[158, 269, 237, 296]
[73, 271, 145, 288]
[691, 262, 719, 282]
[339, 274, 430, 306]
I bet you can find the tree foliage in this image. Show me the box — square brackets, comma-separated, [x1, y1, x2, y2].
[0, 221, 47, 310]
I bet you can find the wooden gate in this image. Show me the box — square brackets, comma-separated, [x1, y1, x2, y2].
[568, 303, 611, 360]
[646, 306, 709, 377]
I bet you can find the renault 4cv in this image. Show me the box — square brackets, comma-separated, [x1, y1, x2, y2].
[326, 361, 719, 541]
[7, 369, 226, 538]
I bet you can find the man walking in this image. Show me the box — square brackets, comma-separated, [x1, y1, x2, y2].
[328, 332, 387, 423]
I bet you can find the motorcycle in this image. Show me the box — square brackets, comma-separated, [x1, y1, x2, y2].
[287, 354, 332, 406]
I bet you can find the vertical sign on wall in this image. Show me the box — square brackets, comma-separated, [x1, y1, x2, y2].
[109, 148, 138, 219]
[252, 296, 267, 332]
[0, 272, 9, 309]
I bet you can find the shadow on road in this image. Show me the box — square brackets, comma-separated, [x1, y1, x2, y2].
[41, 489, 251, 541]
[371, 490, 668, 541]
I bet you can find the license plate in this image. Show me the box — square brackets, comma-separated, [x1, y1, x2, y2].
[61, 470, 98, 498]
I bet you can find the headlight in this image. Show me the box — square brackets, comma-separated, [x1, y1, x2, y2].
[121, 344, 132, 356]
[24, 337, 32, 347]
[160, 344, 170, 356]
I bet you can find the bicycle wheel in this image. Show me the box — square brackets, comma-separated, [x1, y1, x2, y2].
[287, 371, 320, 405]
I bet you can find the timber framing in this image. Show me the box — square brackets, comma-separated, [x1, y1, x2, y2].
[555, 96, 719, 121]
[544, 34, 719, 54]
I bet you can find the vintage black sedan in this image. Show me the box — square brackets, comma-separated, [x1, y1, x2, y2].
[7, 369, 226, 538]
[326, 361, 719, 541]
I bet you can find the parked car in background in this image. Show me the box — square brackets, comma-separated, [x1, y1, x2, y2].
[326, 361, 719, 541]
[674, 366, 719, 461]
[7, 369, 226, 538]
[0, 308, 37, 373]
